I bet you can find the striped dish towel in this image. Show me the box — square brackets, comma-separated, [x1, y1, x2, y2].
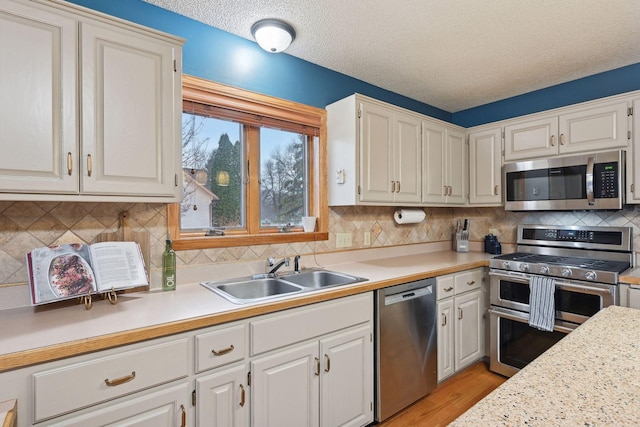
[529, 275, 556, 332]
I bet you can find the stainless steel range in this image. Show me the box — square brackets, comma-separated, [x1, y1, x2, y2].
[489, 224, 633, 377]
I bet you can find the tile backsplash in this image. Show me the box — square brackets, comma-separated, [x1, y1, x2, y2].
[1, 201, 640, 303]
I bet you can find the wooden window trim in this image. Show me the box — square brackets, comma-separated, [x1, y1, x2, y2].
[169, 75, 328, 250]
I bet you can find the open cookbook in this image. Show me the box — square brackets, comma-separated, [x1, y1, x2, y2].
[26, 242, 149, 306]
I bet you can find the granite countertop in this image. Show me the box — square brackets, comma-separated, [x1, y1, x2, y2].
[450, 305, 640, 426]
[0, 246, 491, 372]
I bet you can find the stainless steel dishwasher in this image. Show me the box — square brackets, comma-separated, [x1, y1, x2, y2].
[375, 277, 437, 421]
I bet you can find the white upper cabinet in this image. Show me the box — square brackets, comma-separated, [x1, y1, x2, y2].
[0, 0, 183, 202]
[328, 94, 421, 206]
[558, 101, 629, 154]
[0, 0, 78, 194]
[468, 127, 502, 205]
[504, 100, 629, 161]
[504, 115, 558, 161]
[80, 21, 180, 197]
[422, 120, 467, 205]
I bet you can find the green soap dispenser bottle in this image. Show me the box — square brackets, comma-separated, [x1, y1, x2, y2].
[162, 234, 176, 291]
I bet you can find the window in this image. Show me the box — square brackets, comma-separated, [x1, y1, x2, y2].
[168, 75, 328, 250]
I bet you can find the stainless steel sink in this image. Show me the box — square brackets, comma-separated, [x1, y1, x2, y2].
[202, 268, 368, 304]
[279, 269, 367, 289]
[202, 278, 304, 304]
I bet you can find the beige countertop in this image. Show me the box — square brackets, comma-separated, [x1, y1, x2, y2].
[619, 267, 640, 285]
[0, 247, 491, 372]
[450, 305, 640, 426]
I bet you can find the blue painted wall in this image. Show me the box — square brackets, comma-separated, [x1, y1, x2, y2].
[68, 0, 640, 128]
[453, 63, 640, 128]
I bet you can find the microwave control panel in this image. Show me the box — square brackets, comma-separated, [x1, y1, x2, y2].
[594, 162, 619, 198]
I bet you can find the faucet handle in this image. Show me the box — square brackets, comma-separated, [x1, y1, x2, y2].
[267, 257, 275, 267]
[284, 257, 290, 267]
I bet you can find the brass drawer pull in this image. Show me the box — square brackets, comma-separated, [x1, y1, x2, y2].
[441, 313, 447, 326]
[324, 354, 331, 373]
[104, 371, 136, 386]
[87, 154, 92, 177]
[467, 280, 476, 286]
[458, 308, 463, 320]
[212, 344, 235, 356]
[494, 185, 499, 195]
[239, 384, 246, 407]
[180, 404, 186, 427]
[314, 357, 320, 376]
[444, 286, 453, 292]
[67, 152, 73, 175]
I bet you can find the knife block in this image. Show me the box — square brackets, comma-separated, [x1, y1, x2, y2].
[453, 232, 469, 252]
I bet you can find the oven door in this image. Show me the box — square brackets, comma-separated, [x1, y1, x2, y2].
[488, 306, 577, 377]
[489, 270, 616, 324]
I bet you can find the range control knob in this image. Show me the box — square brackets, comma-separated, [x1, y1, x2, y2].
[539, 265, 550, 274]
[502, 261, 510, 269]
[519, 263, 530, 272]
[561, 268, 572, 277]
[585, 271, 597, 281]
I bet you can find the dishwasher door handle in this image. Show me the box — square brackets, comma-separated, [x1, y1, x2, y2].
[384, 286, 432, 305]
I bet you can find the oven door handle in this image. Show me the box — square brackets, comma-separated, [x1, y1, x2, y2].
[488, 307, 576, 334]
[555, 281, 613, 296]
[586, 155, 595, 205]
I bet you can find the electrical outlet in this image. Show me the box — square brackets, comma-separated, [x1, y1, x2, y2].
[336, 232, 353, 248]
[489, 228, 498, 235]
[364, 231, 371, 246]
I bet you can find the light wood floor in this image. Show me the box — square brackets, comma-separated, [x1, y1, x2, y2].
[379, 361, 506, 427]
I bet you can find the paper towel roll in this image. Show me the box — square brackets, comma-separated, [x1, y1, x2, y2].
[394, 208, 426, 224]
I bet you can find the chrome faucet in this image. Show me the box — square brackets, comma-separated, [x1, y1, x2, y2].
[266, 257, 290, 275]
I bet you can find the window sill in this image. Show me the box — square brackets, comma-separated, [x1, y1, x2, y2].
[172, 231, 329, 251]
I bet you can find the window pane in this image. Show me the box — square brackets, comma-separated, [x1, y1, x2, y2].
[181, 113, 245, 230]
[259, 128, 308, 228]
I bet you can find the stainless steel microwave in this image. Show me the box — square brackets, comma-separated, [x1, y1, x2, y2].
[504, 150, 624, 211]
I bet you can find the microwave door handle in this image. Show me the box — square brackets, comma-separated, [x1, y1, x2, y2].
[586, 156, 595, 205]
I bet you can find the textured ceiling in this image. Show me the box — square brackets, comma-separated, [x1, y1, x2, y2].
[144, 0, 640, 112]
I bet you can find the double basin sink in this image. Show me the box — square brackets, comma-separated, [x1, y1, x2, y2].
[202, 268, 368, 304]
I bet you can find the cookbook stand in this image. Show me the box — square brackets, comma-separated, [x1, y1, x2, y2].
[78, 287, 118, 310]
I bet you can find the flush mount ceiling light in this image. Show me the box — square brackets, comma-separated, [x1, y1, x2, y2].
[251, 19, 296, 53]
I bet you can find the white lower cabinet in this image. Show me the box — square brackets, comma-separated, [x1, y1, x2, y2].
[47, 382, 190, 427]
[436, 269, 485, 382]
[196, 364, 249, 427]
[250, 293, 374, 427]
[0, 293, 373, 427]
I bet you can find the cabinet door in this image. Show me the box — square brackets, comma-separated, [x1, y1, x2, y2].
[80, 21, 179, 197]
[251, 341, 319, 427]
[0, 0, 78, 194]
[359, 101, 394, 203]
[437, 299, 454, 382]
[454, 290, 483, 371]
[422, 121, 446, 203]
[469, 128, 502, 205]
[51, 382, 189, 427]
[320, 325, 373, 427]
[445, 128, 467, 204]
[630, 99, 640, 202]
[197, 364, 248, 427]
[558, 101, 629, 154]
[629, 286, 640, 310]
[504, 116, 558, 161]
[394, 112, 422, 204]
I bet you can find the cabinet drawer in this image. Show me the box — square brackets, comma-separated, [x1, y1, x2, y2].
[33, 338, 188, 422]
[251, 293, 372, 355]
[195, 323, 247, 373]
[454, 269, 483, 294]
[436, 275, 455, 300]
